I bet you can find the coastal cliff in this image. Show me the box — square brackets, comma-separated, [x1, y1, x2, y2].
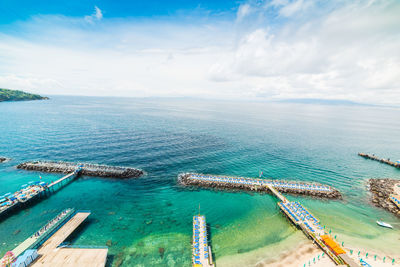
[0, 88, 48, 102]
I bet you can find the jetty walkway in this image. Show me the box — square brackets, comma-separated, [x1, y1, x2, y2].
[0, 168, 81, 220]
[2, 209, 108, 267]
[358, 153, 400, 168]
[179, 173, 341, 199]
[192, 215, 213, 267]
[270, 187, 358, 266]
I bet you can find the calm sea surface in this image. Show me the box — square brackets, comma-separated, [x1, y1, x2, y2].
[0, 96, 400, 266]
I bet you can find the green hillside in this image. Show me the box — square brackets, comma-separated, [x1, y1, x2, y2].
[0, 88, 48, 102]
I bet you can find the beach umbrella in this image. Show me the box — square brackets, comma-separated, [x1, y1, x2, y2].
[0, 251, 15, 266]
[374, 255, 377, 261]
[383, 257, 386, 262]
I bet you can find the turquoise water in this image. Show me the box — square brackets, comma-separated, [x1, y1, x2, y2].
[0, 97, 400, 266]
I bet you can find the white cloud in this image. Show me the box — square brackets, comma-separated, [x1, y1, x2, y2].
[237, 4, 251, 21]
[279, 0, 313, 17]
[0, 1, 399, 105]
[84, 6, 103, 23]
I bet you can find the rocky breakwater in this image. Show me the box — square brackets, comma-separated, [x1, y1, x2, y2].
[178, 173, 341, 199]
[368, 178, 400, 217]
[17, 161, 144, 179]
[0, 157, 10, 163]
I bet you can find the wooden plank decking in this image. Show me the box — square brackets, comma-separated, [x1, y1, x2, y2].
[31, 248, 108, 267]
[31, 212, 107, 267]
[36, 212, 90, 255]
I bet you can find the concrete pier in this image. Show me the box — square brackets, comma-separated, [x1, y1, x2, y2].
[358, 153, 400, 168]
[179, 173, 341, 199]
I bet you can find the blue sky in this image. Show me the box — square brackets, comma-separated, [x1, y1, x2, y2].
[0, 0, 240, 24]
[0, 0, 399, 105]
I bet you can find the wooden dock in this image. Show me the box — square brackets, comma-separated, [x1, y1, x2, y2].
[0, 169, 81, 220]
[32, 248, 108, 267]
[36, 212, 90, 255]
[11, 209, 75, 257]
[2, 209, 108, 267]
[358, 153, 400, 168]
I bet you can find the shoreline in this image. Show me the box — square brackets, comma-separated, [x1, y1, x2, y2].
[216, 231, 400, 267]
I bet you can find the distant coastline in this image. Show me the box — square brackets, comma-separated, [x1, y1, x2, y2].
[0, 88, 48, 102]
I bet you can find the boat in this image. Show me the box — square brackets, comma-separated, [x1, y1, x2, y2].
[376, 220, 393, 229]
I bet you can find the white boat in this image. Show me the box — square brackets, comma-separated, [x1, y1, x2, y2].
[376, 220, 393, 229]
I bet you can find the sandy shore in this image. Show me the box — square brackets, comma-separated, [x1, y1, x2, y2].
[216, 231, 400, 267]
[215, 233, 335, 267]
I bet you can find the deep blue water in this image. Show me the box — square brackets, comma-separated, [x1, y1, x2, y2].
[0, 96, 400, 266]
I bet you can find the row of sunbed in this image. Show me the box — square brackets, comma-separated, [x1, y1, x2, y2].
[192, 215, 210, 266]
[190, 174, 332, 192]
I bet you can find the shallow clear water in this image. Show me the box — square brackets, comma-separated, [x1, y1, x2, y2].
[0, 97, 400, 266]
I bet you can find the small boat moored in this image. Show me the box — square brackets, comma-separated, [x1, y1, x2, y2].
[376, 220, 393, 229]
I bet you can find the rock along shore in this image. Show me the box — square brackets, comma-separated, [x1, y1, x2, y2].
[16, 161, 144, 179]
[178, 173, 341, 199]
[368, 178, 400, 217]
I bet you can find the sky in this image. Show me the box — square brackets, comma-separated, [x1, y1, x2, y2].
[0, 0, 399, 105]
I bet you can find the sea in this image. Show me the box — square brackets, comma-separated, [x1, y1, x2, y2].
[0, 96, 399, 266]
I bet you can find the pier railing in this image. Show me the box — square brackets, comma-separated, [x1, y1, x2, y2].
[29, 208, 76, 250]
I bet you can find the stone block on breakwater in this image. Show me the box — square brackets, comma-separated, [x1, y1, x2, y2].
[16, 161, 144, 179]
